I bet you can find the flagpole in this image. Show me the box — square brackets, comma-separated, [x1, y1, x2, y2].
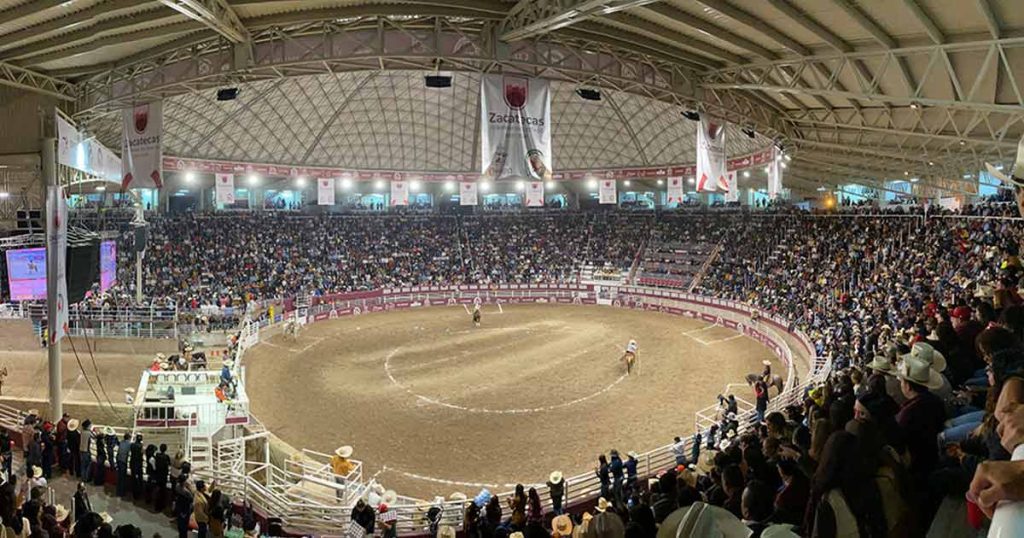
[43, 136, 62, 421]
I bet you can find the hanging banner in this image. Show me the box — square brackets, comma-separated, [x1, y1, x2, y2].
[480, 74, 552, 181]
[121, 101, 164, 190]
[56, 114, 80, 169]
[391, 180, 409, 206]
[525, 181, 545, 207]
[768, 147, 784, 200]
[215, 173, 235, 204]
[460, 182, 478, 206]
[667, 177, 685, 204]
[599, 179, 617, 204]
[696, 116, 728, 192]
[317, 177, 335, 206]
[46, 185, 68, 344]
[724, 171, 739, 203]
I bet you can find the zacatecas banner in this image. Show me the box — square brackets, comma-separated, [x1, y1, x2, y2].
[525, 181, 544, 207]
[161, 149, 774, 182]
[480, 74, 552, 182]
[215, 173, 235, 204]
[599, 179, 617, 204]
[391, 180, 409, 206]
[122, 101, 163, 189]
[696, 116, 728, 192]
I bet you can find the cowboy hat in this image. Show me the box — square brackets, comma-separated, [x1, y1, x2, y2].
[437, 526, 457, 538]
[67, 419, 80, 431]
[896, 357, 944, 390]
[223, 360, 234, 368]
[156, 353, 166, 360]
[159, 362, 169, 370]
[510, 533, 525, 538]
[54, 504, 69, 521]
[448, 492, 467, 502]
[762, 360, 771, 366]
[335, 446, 353, 458]
[901, 342, 947, 373]
[124, 388, 135, 394]
[549, 471, 563, 484]
[382, 490, 398, 505]
[673, 502, 749, 538]
[99, 512, 113, 524]
[760, 524, 800, 538]
[551, 514, 574, 536]
[595, 497, 610, 513]
[866, 355, 895, 374]
[27, 409, 38, 416]
[32, 466, 42, 478]
[627, 451, 639, 459]
[103, 426, 116, 436]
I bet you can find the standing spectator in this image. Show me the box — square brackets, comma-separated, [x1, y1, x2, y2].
[526, 487, 543, 526]
[172, 476, 194, 538]
[115, 433, 131, 497]
[79, 420, 93, 482]
[546, 471, 565, 515]
[94, 429, 108, 486]
[804, 431, 886, 538]
[506, 484, 526, 530]
[350, 499, 375, 536]
[40, 424, 54, 480]
[609, 449, 624, 505]
[193, 480, 210, 538]
[671, 436, 687, 466]
[595, 454, 611, 502]
[73, 482, 91, 522]
[624, 451, 639, 497]
[0, 428, 11, 482]
[153, 444, 171, 512]
[208, 485, 229, 538]
[330, 446, 355, 499]
[55, 413, 69, 471]
[144, 444, 157, 503]
[129, 435, 144, 499]
[377, 497, 397, 538]
[25, 432, 41, 477]
[754, 381, 769, 424]
[895, 358, 947, 489]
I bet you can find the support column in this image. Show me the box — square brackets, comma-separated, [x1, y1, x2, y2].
[42, 137, 61, 420]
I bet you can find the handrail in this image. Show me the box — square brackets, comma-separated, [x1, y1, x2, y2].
[687, 239, 724, 293]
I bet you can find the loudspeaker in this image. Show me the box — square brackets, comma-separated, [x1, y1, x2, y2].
[66, 241, 99, 304]
[424, 75, 452, 88]
[216, 87, 239, 101]
[16, 210, 42, 230]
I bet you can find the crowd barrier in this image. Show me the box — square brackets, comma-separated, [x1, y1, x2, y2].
[199, 283, 828, 536]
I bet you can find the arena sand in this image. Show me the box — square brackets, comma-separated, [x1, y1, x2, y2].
[245, 304, 775, 499]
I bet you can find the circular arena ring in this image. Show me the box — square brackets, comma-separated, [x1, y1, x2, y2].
[229, 284, 827, 533]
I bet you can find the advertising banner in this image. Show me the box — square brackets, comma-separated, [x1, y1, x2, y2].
[317, 177, 335, 206]
[599, 179, 617, 204]
[215, 173, 235, 204]
[480, 75, 552, 181]
[121, 101, 163, 189]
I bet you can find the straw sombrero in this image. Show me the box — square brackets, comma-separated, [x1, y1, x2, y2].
[335, 446, 353, 458]
[54, 504, 69, 521]
[67, 419, 80, 431]
[762, 360, 771, 366]
[552, 514, 573, 536]
[382, 490, 398, 505]
[103, 426, 115, 436]
[32, 466, 42, 478]
[549, 471, 563, 484]
[27, 409, 38, 416]
[595, 497, 610, 513]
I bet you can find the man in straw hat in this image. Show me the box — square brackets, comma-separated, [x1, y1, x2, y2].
[551, 514, 573, 538]
[66, 419, 81, 478]
[331, 446, 356, 499]
[895, 356, 946, 486]
[588, 497, 625, 538]
[546, 471, 565, 515]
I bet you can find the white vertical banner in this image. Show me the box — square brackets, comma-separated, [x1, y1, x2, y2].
[768, 147, 784, 200]
[391, 180, 409, 206]
[724, 171, 739, 203]
[696, 116, 728, 192]
[317, 177, 335, 206]
[525, 181, 545, 207]
[55, 114, 80, 169]
[667, 177, 685, 204]
[215, 173, 235, 204]
[121, 101, 164, 189]
[599, 179, 617, 204]
[480, 75, 553, 181]
[46, 185, 68, 344]
[460, 182, 478, 206]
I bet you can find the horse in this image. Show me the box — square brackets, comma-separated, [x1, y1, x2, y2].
[621, 351, 639, 376]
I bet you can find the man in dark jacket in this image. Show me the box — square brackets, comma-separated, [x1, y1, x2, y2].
[153, 444, 172, 512]
[73, 481, 92, 521]
[173, 476, 194, 538]
[116, 433, 131, 497]
[130, 434, 145, 499]
[609, 449, 624, 506]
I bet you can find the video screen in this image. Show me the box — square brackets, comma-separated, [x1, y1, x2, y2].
[5, 247, 46, 301]
[100, 240, 116, 291]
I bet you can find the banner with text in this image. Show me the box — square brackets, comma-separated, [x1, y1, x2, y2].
[121, 101, 164, 190]
[215, 173, 235, 204]
[460, 182, 478, 206]
[599, 179, 617, 204]
[696, 116, 728, 192]
[525, 181, 545, 207]
[46, 185, 68, 344]
[667, 177, 685, 205]
[317, 177, 335, 206]
[480, 75, 552, 181]
[56, 114, 80, 169]
[768, 147, 783, 200]
[391, 180, 409, 206]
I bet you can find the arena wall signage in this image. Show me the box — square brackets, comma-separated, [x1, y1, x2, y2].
[56, 113, 121, 181]
[160, 149, 773, 183]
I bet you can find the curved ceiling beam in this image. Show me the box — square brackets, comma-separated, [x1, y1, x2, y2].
[300, 72, 380, 163]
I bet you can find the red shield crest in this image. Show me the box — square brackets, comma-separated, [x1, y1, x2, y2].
[133, 105, 149, 134]
[706, 122, 723, 140]
[503, 76, 528, 109]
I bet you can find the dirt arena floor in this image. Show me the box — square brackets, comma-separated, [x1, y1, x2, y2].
[0, 320, 169, 416]
[245, 304, 775, 499]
